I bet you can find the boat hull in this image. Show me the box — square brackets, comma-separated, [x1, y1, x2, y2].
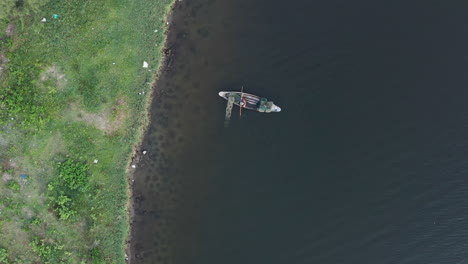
[218, 91, 281, 112]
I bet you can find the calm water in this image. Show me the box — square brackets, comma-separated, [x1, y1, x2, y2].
[131, 1, 468, 263]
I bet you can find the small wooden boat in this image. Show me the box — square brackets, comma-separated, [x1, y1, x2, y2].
[218, 91, 281, 113]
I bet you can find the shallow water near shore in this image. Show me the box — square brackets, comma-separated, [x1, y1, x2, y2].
[131, 0, 468, 263]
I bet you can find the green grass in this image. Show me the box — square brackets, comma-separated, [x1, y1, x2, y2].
[0, 0, 175, 263]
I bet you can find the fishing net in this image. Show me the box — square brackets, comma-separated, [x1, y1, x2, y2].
[224, 95, 235, 127]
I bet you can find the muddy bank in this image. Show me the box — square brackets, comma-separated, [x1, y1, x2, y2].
[127, 0, 240, 263]
[125, 2, 180, 263]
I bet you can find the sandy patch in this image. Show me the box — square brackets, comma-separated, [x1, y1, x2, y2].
[40, 65, 68, 91]
[5, 24, 15, 37]
[22, 207, 34, 219]
[2, 173, 12, 182]
[71, 98, 127, 134]
[7, 159, 17, 169]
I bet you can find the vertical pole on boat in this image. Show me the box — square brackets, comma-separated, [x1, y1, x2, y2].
[239, 86, 244, 117]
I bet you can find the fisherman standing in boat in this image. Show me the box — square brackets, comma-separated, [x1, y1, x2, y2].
[240, 98, 246, 108]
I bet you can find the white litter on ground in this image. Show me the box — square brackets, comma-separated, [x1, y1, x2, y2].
[41, 18, 47, 22]
[93, 159, 98, 164]
[143, 61, 149, 68]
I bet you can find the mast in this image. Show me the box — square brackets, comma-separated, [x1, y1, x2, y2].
[239, 86, 244, 117]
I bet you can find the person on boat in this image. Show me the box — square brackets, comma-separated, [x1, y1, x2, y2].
[240, 98, 247, 108]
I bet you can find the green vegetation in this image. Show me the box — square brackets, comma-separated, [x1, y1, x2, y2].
[0, 248, 9, 263]
[30, 237, 65, 263]
[0, 0, 49, 21]
[7, 180, 20, 193]
[57, 159, 89, 191]
[0, 0, 175, 262]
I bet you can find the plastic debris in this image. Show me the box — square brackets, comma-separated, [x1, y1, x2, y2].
[154, 29, 158, 32]
[142, 150, 147, 155]
[41, 18, 47, 22]
[53, 14, 59, 19]
[94, 159, 98, 164]
[143, 61, 149, 68]
[131, 164, 136, 168]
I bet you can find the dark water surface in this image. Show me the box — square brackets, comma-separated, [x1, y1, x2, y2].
[131, 1, 468, 263]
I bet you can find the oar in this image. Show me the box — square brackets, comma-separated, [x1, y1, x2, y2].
[239, 86, 244, 117]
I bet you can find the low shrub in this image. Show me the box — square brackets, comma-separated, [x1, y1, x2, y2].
[57, 159, 89, 192]
[6, 180, 20, 193]
[0, 247, 9, 263]
[47, 159, 90, 221]
[55, 194, 76, 220]
[89, 247, 106, 264]
[30, 236, 64, 263]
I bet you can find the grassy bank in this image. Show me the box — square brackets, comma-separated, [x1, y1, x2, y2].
[0, 0, 175, 263]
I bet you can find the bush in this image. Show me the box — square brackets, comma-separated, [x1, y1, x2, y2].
[55, 194, 76, 220]
[30, 237, 64, 263]
[7, 180, 20, 193]
[57, 159, 89, 192]
[47, 189, 76, 221]
[47, 159, 90, 220]
[30, 217, 43, 227]
[89, 247, 105, 264]
[0, 247, 9, 263]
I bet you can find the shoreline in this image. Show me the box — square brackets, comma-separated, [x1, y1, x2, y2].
[124, 1, 179, 263]
[0, 0, 181, 262]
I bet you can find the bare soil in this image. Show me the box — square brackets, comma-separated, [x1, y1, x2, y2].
[5, 24, 15, 37]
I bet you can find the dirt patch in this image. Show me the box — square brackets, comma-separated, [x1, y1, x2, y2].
[21, 207, 34, 219]
[5, 24, 15, 37]
[71, 98, 128, 134]
[2, 173, 12, 182]
[40, 65, 68, 91]
[7, 159, 18, 169]
[45, 132, 66, 156]
[0, 134, 8, 146]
